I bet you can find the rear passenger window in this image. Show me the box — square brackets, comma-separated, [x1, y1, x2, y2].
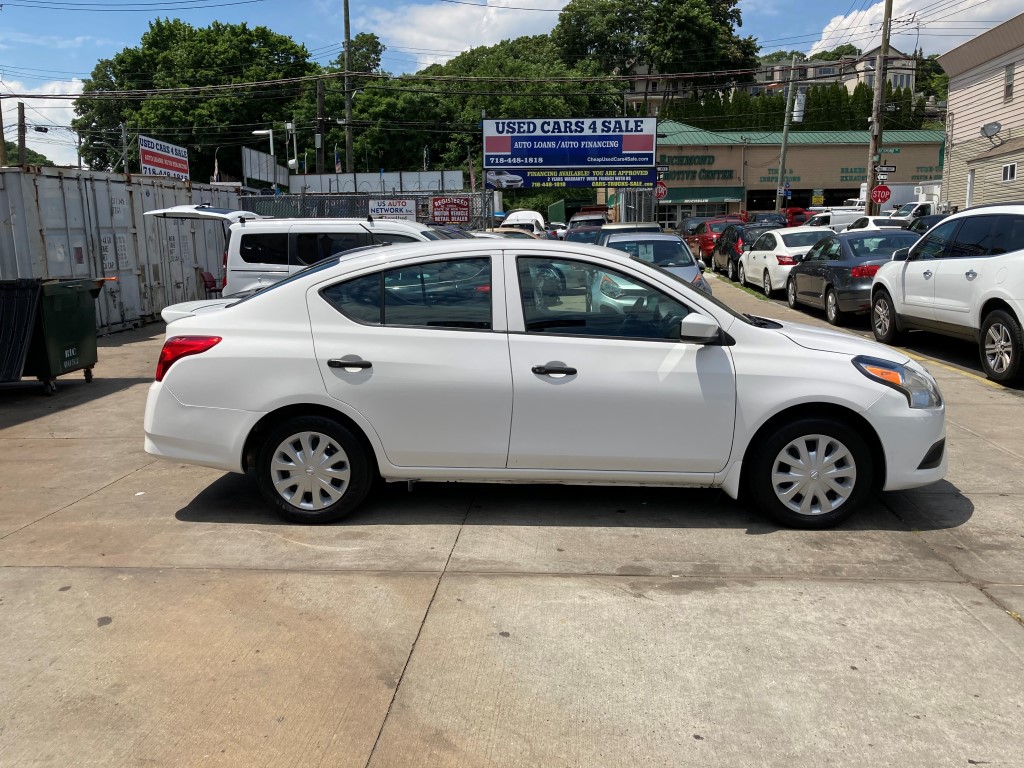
[948, 216, 998, 258]
[322, 258, 492, 330]
[990, 215, 1024, 255]
[295, 232, 366, 266]
[238, 233, 288, 265]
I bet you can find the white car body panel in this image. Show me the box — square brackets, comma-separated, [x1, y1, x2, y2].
[742, 226, 826, 292]
[144, 239, 946, 508]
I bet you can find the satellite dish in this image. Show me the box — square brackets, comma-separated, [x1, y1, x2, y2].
[981, 122, 1002, 138]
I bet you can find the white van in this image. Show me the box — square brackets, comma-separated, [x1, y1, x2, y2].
[501, 209, 547, 236]
[805, 210, 862, 232]
[222, 218, 452, 296]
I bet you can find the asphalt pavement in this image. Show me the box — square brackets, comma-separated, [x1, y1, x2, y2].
[1, 272, 1022, 767]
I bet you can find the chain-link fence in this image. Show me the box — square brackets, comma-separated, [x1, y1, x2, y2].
[616, 188, 657, 223]
[238, 191, 492, 229]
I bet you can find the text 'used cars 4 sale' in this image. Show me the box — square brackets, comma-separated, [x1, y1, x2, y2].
[145, 240, 947, 529]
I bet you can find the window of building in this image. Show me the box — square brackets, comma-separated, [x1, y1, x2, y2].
[1003, 163, 1017, 183]
[1005, 63, 1015, 103]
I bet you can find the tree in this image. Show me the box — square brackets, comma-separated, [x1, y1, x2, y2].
[1, 141, 55, 166]
[760, 50, 805, 63]
[72, 19, 316, 182]
[809, 44, 861, 61]
[915, 51, 948, 101]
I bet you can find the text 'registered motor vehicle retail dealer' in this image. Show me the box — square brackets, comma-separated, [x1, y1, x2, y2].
[484, 118, 657, 189]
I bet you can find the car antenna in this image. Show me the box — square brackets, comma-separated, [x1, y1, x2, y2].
[367, 214, 374, 223]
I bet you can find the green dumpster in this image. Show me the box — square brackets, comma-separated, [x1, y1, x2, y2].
[21, 278, 108, 395]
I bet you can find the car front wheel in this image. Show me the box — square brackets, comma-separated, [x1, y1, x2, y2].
[871, 290, 903, 345]
[256, 416, 373, 523]
[738, 262, 746, 285]
[980, 309, 1023, 383]
[747, 418, 873, 529]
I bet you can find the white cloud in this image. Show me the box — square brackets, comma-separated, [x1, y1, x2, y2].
[808, 0, 1023, 58]
[0, 31, 114, 50]
[1, 78, 84, 167]
[365, 0, 567, 72]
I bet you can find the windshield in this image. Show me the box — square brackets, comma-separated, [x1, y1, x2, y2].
[708, 221, 731, 233]
[781, 231, 828, 248]
[607, 239, 695, 266]
[566, 229, 600, 243]
[847, 232, 919, 257]
[894, 203, 916, 216]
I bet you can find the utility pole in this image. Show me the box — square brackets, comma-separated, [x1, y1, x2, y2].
[866, 0, 894, 216]
[343, 0, 354, 173]
[0, 101, 7, 166]
[18, 102, 27, 166]
[775, 57, 798, 213]
[316, 78, 325, 174]
[120, 122, 129, 173]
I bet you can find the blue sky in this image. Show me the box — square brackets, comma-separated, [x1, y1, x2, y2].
[1, 0, 1018, 165]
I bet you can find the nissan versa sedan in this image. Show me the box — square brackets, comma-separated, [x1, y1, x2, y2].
[786, 230, 920, 326]
[740, 227, 830, 297]
[146, 240, 946, 530]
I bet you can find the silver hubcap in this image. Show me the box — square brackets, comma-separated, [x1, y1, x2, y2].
[985, 323, 1014, 374]
[771, 434, 857, 516]
[788, 281, 795, 302]
[827, 292, 837, 319]
[728, 261, 734, 278]
[270, 430, 351, 511]
[873, 299, 891, 337]
[739, 265, 745, 283]
[763, 273, 771, 295]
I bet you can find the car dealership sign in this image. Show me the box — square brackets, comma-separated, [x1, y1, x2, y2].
[369, 198, 416, 220]
[431, 196, 471, 224]
[483, 118, 657, 170]
[139, 135, 190, 181]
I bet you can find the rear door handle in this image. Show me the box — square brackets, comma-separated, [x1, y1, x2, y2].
[328, 358, 372, 369]
[532, 365, 577, 376]
[923, 270, 933, 279]
[965, 269, 978, 279]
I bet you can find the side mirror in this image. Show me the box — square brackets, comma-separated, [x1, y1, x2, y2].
[892, 247, 911, 262]
[697, 259, 707, 273]
[743, 242, 752, 252]
[679, 313, 721, 343]
[792, 253, 805, 263]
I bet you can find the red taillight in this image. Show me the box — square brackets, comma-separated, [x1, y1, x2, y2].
[475, 284, 491, 293]
[776, 255, 797, 265]
[735, 238, 744, 254]
[156, 336, 222, 381]
[851, 265, 880, 278]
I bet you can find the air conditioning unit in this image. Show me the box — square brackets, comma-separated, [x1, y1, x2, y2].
[913, 186, 923, 195]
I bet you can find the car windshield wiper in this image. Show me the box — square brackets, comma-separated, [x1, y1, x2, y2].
[744, 313, 781, 328]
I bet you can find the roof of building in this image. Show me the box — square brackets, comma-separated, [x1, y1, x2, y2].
[938, 11, 1024, 79]
[657, 121, 945, 147]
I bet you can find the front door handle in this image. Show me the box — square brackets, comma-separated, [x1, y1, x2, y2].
[532, 365, 577, 376]
[328, 358, 372, 369]
[965, 269, 978, 279]
[923, 270, 933, 279]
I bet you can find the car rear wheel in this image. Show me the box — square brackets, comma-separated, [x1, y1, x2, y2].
[256, 416, 373, 523]
[727, 258, 737, 282]
[825, 288, 845, 326]
[980, 309, 1023, 383]
[747, 418, 873, 529]
[762, 271, 773, 297]
[871, 290, 903, 345]
[786, 278, 798, 309]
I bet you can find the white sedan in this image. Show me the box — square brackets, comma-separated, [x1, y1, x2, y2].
[145, 240, 946, 529]
[740, 227, 830, 297]
[845, 216, 909, 232]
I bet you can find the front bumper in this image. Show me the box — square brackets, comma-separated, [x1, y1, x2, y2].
[862, 387, 946, 491]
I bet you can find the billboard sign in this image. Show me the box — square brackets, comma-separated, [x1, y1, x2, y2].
[369, 198, 416, 220]
[486, 167, 656, 190]
[431, 196, 471, 224]
[483, 118, 657, 170]
[139, 135, 190, 180]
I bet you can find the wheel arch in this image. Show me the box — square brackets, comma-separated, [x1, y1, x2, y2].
[242, 403, 381, 475]
[977, 297, 1019, 338]
[739, 402, 886, 495]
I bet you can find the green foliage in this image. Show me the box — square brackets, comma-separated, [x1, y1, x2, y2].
[2, 141, 55, 166]
[915, 51, 948, 100]
[72, 18, 317, 181]
[808, 44, 861, 61]
[760, 50, 804, 63]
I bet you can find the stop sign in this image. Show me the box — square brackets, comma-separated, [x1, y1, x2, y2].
[654, 181, 668, 200]
[871, 185, 891, 205]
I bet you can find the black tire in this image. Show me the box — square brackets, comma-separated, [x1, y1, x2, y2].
[746, 417, 873, 529]
[256, 415, 373, 524]
[737, 262, 746, 286]
[825, 287, 845, 326]
[979, 309, 1024, 383]
[762, 271, 773, 298]
[727, 258, 737, 282]
[786, 278, 799, 309]
[871, 290, 903, 345]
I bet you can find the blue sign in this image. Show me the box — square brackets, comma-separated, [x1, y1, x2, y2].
[483, 118, 657, 170]
[486, 167, 656, 190]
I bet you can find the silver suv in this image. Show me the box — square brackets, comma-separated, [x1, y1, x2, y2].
[870, 204, 1024, 382]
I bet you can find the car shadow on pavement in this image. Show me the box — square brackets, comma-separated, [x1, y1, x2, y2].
[175, 474, 973, 533]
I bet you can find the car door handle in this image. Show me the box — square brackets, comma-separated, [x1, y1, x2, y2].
[923, 270, 933, 279]
[532, 365, 577, 376]
[328, 358, 372, 369]
[965, 269, 978, 279]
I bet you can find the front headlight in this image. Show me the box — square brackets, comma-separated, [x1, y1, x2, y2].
[853, 356, 942, 408]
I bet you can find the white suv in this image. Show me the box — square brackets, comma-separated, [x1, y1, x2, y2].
[870, 204, 1024, 382]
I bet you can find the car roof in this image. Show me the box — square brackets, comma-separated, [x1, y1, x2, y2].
[604, 232, 682, 242]
[836, 229, 919, 239]
[600, 222, 661, 229]
[228, 217, 433, 231]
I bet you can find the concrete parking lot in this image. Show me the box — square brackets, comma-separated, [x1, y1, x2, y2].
[1, 272, 1023, 767]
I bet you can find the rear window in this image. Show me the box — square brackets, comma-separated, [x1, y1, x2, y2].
[607, 239, 694, 266]
[781, 232, 828, 248]
[238, 232, 288, 265]
[708, 221, 730, 233]
[847, 232, 919, 257]
[566, 229, 600, 243]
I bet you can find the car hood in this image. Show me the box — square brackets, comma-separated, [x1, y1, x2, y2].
[161, 298, 237, 323]
[775, 320, 911, 363]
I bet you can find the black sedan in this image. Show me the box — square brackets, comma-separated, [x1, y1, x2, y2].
[785, 230, 920, 326]
[712, 223, 782, 280]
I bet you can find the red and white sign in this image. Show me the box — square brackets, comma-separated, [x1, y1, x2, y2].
[870, 185, 892, 205]
[654, 181, 668, 200]
[139, 135, 190, 181]
[431, 196, 471, 225]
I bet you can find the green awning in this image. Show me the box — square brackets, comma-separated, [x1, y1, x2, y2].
[660, 185, 745, 204]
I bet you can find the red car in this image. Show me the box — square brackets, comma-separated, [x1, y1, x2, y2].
[685, 217, 744, 260]
[782, 207, 813, 227]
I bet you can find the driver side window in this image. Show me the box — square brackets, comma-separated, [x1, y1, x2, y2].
[911, 219, 958, 260]
[517, 257, 691, 341]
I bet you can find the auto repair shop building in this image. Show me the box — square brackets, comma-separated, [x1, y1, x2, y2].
[652, 120, 945, 228]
